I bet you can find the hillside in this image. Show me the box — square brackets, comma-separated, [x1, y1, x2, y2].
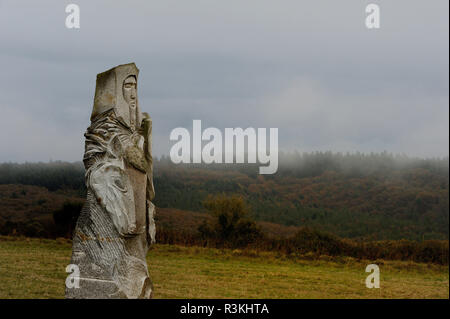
[0, 184, 300, 239]
[0, 152, 448, 241]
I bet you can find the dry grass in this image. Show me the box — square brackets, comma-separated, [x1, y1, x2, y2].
[0, 236, 448, 299]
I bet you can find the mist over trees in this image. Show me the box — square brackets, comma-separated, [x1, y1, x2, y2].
[0, 152, 448, 241]
[0, 161, 85, 193]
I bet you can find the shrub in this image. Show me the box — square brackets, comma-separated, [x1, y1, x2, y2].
[199, 194, 263, 248]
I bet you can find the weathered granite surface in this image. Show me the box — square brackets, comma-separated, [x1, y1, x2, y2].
[66, 63, 156, 299]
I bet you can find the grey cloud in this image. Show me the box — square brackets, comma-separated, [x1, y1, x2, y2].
[0, 0, 448, 161]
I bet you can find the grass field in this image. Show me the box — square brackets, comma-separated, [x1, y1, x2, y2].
[0, 236, 448, 299]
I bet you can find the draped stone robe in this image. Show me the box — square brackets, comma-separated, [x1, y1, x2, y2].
[66, 108, 156, 299]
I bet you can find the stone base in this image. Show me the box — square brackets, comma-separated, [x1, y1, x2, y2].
[66, 278, 126, 299]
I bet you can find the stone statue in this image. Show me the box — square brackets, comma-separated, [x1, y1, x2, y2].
[66, 63, 156, 299]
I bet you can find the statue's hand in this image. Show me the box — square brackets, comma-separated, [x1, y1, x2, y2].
[140, 112, 153, 162]
[140, 112, 152, 139]
[142, 112, 150, 121]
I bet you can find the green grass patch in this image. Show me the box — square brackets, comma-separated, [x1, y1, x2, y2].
[0, 236, 448, 299]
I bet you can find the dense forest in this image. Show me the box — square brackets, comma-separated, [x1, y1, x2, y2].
[0, 152, 448, 241]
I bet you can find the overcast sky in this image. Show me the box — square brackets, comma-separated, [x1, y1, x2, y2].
[0, 0, 448, 162]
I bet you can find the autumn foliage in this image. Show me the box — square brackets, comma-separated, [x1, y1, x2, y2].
[0, 152, 448, 264]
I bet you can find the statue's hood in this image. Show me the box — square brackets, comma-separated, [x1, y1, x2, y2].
[91, 62, 142, 129]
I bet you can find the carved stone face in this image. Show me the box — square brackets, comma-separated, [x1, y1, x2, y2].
[123, 75, 137, 109]
[92, 63, 141, 128]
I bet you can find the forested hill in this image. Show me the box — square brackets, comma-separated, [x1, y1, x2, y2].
[0, 152, 448, 241]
